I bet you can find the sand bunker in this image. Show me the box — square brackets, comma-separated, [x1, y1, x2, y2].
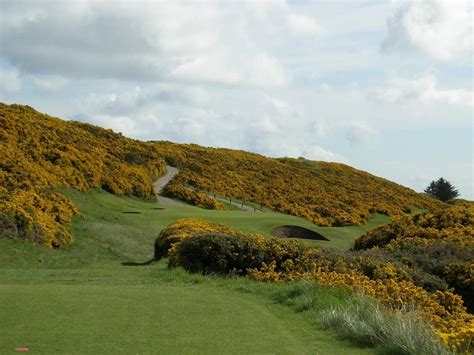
[271, 225, 329, 241]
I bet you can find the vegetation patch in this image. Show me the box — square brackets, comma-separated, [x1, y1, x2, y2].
[319, 293, 450, 355]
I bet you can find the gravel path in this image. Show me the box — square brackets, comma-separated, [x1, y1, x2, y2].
[154, 165, 262, 212]
[153, 166, 181, 207]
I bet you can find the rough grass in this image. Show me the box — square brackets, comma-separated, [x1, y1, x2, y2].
[272, 283, 450, 355]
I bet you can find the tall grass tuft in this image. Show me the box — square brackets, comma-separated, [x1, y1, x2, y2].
[319, 293, 451, 355]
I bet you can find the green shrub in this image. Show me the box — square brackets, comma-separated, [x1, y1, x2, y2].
[0, 208, 20, 239]
[154, 218, 237, 260]
[170, 233, 265, 274]
[169, 232, 309, 275]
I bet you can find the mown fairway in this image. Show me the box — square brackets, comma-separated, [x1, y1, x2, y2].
[0, 189, 389, 354]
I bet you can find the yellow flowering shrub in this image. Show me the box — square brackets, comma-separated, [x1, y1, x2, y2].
[1, 103, 166, 247]
[163, 176, 225, 210]
[354, 204, 474, 312]
[354, 204, 474, 250]
[154, 218, 236, 260]
[153, 141, 442, 226]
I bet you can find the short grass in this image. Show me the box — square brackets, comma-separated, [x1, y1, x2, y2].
[0, 188, 393, 354]
[2, 266, 374, 355]
[72, 188, 390, 255]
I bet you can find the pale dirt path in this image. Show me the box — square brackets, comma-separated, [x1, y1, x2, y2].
[154, 165, 262, 212]
[153, 166, 181, 207]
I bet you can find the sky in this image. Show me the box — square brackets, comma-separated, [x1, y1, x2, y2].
[0, 0, 472, 198]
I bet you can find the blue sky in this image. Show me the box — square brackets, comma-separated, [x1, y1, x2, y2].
[0, 0, 472, 198]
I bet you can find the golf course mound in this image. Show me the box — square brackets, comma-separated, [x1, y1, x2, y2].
[271, 225, 329, 241]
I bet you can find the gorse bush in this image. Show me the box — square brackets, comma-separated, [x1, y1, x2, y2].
[164, 217, 473, 353]
[154, 218, 237, 259]
[0, 189, 78, 248]
[354, 204, 474, 311]
[152, 141, 441, 227]
[169, 232, 309, 274]
[0, 103, 166, 247]
[162, 176, 225, 210]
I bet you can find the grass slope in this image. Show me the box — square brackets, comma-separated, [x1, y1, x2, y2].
[0, 189, 389, 354]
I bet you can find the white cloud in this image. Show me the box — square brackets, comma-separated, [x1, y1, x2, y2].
[171, 50, 288, 87]
[251, 116, 280, 134]
[87, 114, 141, 137]
[307, 119, 328, 138]
[0, 0, 307, 87]
[371, 74, 473, 107]
[302, 145, 346, 163]
[0, 68, 22, 93]
[344, 121, 379, 146]
[287, 14, 321, 35]
[265, 95, 290, 115]
[383, 0, 473, 61]
[33, 76, 69, 93]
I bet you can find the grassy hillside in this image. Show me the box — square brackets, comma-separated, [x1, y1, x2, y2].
[0, 188, 379, 354]
[1, 103, 440, 249]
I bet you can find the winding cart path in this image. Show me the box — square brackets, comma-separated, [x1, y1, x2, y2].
[154, 165, 262, 212]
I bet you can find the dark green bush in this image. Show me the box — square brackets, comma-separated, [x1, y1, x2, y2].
[171, 233, 264, 274]
[170, 233, 309, 275]
[0, 209, 20, 239]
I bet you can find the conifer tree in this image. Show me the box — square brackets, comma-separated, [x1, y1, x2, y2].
[424, 178, 460, 202]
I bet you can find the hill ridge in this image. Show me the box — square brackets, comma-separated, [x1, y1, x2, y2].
[0, 103, 441, 247]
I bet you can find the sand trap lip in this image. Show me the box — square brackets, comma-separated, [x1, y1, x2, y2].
[271, 225, 329, 241]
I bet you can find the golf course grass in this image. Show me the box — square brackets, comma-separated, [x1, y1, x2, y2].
[0, 188, 390, 354]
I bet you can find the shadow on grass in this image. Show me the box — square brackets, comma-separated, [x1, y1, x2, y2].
[121, 259, 156, 266]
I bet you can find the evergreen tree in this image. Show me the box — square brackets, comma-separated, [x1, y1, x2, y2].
[424, 178, 460, 202]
